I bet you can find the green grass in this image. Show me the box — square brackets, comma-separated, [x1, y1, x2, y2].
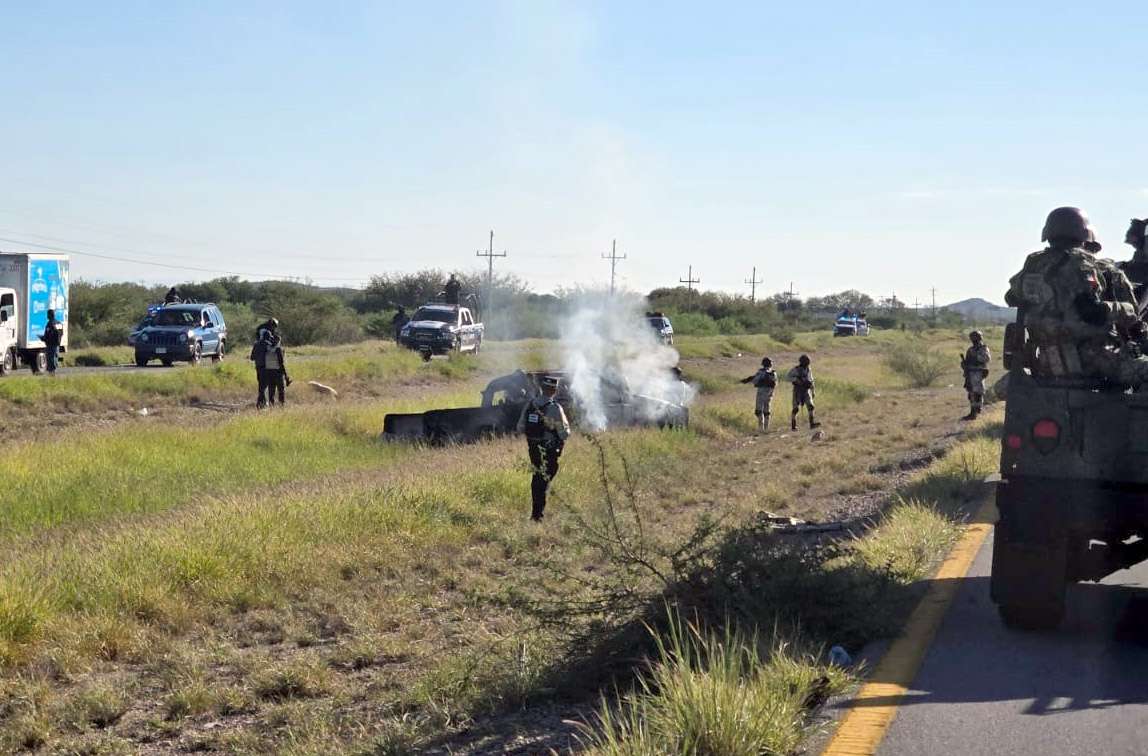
[0, 391, 482, 538]
[578, 615, 850, 756]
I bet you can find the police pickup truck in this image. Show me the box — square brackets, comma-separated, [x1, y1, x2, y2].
[398, 303, 483, 359]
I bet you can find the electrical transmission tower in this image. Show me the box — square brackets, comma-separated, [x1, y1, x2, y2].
[602, 239, 626, 295]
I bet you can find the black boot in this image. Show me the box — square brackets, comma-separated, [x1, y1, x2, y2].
[809, 411, 821, 429]
[791, 413, 798, 431]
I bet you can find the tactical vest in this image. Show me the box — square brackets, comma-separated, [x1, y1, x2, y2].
[523, 399, 556, 441]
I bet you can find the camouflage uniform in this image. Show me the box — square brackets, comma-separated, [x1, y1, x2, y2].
[786, 356, 821, 430]
[1006, 243, 1148, 388]
[740, 360, 777, 432]
[961, 332, 991, 419]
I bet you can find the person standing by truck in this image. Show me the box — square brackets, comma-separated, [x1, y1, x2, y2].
[517, 375, 571, 521]
[41, 308, 63, 374]
[392, 306, 409, 343]
[739, 356, 777, 433]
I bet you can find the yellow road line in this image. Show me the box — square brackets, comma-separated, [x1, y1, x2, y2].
[821, 498, 996, 756]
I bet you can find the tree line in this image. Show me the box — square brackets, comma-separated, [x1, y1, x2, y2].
[68, 273, 965, 348]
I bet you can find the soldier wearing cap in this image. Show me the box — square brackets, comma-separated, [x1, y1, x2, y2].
[1006, 207, 1148, 388]
[960, 331, 991, 420]
[516, 375, 571, 521]
[739, 356, 777, 432]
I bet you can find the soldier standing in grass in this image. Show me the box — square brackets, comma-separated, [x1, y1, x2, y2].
[787, 354, 821, 430]
[251, 319, 290, 409]
[516, 375, 571, 521]
[739, 357, 777, 432]
[960, 330, 991, 420]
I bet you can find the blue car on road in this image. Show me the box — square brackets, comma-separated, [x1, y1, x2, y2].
[133, 303, 228, 367]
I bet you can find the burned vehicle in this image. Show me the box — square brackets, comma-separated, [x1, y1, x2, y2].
[991, 317, 1148, 629]
[382, 369, 690, 444]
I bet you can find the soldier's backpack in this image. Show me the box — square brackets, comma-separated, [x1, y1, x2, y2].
[523, 399, 555, 441]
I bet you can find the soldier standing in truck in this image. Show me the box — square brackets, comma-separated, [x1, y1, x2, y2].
[1005, 206, 1148, 388]
[516, 375, 571, 521]
[739, 356, 777, 433]
[1120, 217, 1148, 299]
[443, 274, 462, 305]
[960, 330, 991, 420]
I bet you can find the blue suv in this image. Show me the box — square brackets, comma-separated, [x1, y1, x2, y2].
[134, 303, 228, 367]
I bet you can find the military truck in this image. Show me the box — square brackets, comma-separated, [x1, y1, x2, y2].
[991, 318, 1148, 629]
[383, 368, 690, 444]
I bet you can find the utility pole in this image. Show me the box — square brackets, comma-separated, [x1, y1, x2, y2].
[602, 239, 626, 295]
[475, 229, 507, 311]
[679, 266, 700, 306]
[930, 287, 937, 320]
[744, 266, 764, 303]
[783, 281, 798, 311]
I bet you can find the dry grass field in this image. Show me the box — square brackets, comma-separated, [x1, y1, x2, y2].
[0, 328, 1003, 754]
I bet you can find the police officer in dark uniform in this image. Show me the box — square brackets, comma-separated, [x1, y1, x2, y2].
[516, 375, 571, 521]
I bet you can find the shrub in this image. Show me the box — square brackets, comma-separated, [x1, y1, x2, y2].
[883, 342, 948, 387]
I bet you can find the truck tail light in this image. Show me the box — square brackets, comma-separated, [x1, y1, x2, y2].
[1005, 434, 1023, 450]
[1031, 419, 1060, 454]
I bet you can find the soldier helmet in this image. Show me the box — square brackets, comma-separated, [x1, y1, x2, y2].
[969, 330, 983, 342]
[761, 357, 772, 367]
[1041, 207, 1095, 245]
[798, 354, 811, 366]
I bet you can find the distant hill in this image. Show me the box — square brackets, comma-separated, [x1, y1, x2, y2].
[943, 298, 1016, 324]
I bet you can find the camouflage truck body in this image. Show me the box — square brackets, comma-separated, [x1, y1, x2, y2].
[992, 321, 1148, 629]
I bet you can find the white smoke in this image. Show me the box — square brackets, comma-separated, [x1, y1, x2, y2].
[559, 294, 697, 431]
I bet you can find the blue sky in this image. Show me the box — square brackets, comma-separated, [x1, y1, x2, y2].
[2, 1, 1145, 304]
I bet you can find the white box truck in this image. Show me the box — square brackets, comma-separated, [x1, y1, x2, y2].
[0, 253, 69, 375]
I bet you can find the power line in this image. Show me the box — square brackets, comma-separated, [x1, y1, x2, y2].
[602, 239, 627, 295]
[0, 236, 370, 283]
[744, 266, 763, 303]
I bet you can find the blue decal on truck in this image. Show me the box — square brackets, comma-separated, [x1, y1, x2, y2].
[26, 259, 68, 344]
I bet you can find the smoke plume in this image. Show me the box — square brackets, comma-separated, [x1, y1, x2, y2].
[558, 294, 696, 431]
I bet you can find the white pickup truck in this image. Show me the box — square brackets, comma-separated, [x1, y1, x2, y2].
[397, 303, 483, 359]
[0, 253, 69, 375]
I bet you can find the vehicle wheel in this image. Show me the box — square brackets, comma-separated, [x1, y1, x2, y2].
[162, 359, 174, 367]
[473, 336, 482, 355]
[189, 342, 202, 365]
[211, 340, 225, 363]
[998, 603, 1064, 631]
[30, 351, 46, 374]
[135, 353, 149, 368]
[0, 349, 12, 375]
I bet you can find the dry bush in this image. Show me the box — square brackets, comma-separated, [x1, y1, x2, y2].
[883, 342, 948, 387]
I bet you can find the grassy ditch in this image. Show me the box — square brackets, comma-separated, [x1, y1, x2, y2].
[0, 334, 997, 753]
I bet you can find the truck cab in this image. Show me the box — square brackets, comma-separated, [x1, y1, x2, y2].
[398, 304, 483, 359]
[133, 303, 228, 367]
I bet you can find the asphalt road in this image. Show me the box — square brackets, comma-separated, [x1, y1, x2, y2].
[870, 531, 1148, 756]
